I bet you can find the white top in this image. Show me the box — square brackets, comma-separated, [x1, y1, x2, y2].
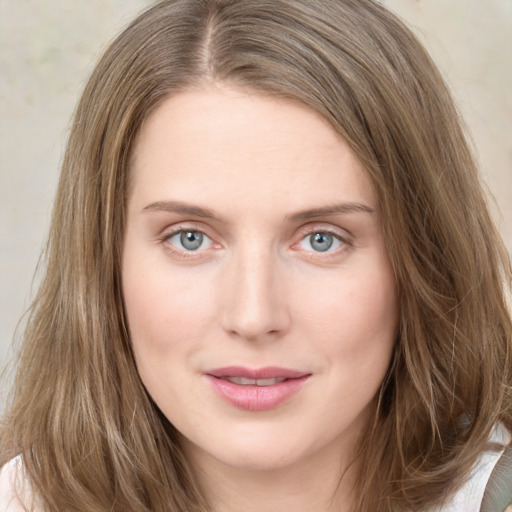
[0, 455, 37, 512]
[1, 425, 510, 512]
[426, 424, 511, 512]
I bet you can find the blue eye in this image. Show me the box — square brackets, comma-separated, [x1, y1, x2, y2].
[167, 230, 212, 251]
[299, 232, 342, 253]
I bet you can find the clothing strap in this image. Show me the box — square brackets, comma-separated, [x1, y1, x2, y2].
[481, 444, 512, 512]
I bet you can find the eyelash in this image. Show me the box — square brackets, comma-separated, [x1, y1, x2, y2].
[295, 229, 348, 254]
[160, 226, 216, 257]
[159, 225, 352, 258]
[293, 225, 354, 260]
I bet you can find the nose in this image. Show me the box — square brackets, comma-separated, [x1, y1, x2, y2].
[220, 244, 291, 342]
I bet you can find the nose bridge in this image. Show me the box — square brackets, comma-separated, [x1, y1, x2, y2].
[221, 239, 289, 341]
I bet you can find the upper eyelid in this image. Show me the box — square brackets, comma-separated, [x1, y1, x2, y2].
[295, 222, 352, 240]
[160, 223, 211, 239]
[295, 230, 345, 249]
[163, 228, 213, 244]
[292, 225, 353, 254]
[160, 229, 216, 257]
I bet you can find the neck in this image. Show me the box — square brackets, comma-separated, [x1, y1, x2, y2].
[182, 436, 360, 512]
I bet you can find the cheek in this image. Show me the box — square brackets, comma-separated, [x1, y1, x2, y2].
[122, 261, 218, 410]
[122, 252, 216, 360]
[294, 261, 398, 365]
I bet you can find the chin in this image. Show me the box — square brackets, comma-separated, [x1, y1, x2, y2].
[209, 430, 326, 473]
[214, 447, 304, 472]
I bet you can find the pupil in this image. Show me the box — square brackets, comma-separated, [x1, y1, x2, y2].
[311, 232, 333, 252]
[180, 231, 203, 250]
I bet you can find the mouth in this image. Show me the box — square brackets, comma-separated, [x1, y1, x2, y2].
[219, 376, 287, 386]
[205, 366, 311, 411]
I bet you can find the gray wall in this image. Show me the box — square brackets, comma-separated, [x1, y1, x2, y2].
[1, 1, 511, 393]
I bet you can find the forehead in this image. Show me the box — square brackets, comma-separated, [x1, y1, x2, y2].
[129, 86, 377, 214]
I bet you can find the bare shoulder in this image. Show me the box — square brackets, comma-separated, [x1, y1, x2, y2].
[0, 456, 36, 512]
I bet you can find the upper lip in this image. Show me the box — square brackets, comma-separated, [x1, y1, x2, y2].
[206, 366, 310, 379]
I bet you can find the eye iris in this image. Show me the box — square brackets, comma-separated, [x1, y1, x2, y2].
[310, 232, 333, 252]
[180, 231, 203, 250]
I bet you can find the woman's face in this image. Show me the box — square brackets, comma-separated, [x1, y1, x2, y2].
[122, 87, 398, 473]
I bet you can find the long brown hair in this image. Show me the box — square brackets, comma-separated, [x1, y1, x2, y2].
[1, 0, 511, 510]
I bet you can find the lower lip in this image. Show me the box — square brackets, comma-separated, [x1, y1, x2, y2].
[205, 375, 310, 411]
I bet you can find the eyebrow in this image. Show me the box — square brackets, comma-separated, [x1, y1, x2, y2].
[143, 200, 219, 219]
[287, 202, 375, 222]
[142, 200, 374, 221]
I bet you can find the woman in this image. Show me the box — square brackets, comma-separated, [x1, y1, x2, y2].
[1, 0, 511, 511]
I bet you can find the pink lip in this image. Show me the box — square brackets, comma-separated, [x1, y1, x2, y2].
[205, 366, 311, 411]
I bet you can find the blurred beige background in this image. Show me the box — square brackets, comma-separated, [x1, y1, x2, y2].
[1, 1, 511, 381]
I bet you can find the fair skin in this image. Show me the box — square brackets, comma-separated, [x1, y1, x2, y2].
[122, 86, 399, 512]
